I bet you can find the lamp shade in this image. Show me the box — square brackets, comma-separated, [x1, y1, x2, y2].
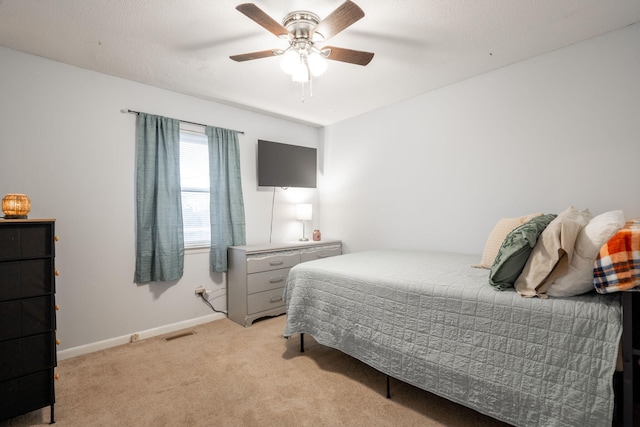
[307, 52, 327, 76]
[2, 194, 31, 218]
[296, 203, 312, 221]
[280, 49, 299, 75]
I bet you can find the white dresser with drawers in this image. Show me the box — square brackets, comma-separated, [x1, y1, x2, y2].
[227, 240, 342, 327]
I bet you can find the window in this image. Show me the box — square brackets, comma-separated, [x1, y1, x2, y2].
[180, 129, 210, 248]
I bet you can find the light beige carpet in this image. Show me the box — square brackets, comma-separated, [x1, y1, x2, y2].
[3, 315, 512, 427]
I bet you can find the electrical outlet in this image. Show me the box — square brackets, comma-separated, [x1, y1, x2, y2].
[130, 333, 139, 343]
[195, 286, 206, 296]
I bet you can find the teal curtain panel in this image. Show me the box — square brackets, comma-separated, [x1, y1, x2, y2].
[134, 113, 184, 283]
[206, 126, 246, 272]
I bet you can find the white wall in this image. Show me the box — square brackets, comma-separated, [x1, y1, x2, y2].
[0, 46, 320, 356]
[2, 22, 639, 358]
[320, 23, 640, 255]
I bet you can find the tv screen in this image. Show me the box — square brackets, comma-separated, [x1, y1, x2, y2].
[258, 140, 317, 188]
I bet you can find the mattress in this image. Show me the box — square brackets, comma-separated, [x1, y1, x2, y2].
[283, 250, 622, 427]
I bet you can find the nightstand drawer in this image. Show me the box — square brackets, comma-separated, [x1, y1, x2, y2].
[247, 288, 285, 315]
[246, 252, 299, 273]
[247, 268, 291, 294]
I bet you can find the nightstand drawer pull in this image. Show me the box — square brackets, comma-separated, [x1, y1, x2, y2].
[269, 260, 284, 266]
[270, 296, 283, 303]
[269, 277, 285, 284]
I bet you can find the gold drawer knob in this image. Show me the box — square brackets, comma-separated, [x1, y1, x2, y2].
[55, 304, 60, 310]
[54, 235, 59, 242]
[54, 374, 59, 380]
[56, 339, 61, 345]
[55, 270, 60, 276]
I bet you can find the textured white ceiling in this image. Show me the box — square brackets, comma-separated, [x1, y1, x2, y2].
[1, 0, 640, 126]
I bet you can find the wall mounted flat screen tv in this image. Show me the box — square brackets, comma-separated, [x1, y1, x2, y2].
[258, 140, 317, 188]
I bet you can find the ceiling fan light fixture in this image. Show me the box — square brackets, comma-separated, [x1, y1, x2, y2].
[307, 51, 327, 76]
[280, 49, 299, 74]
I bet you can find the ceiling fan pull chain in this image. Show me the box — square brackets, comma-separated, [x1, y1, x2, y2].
[309, 76, 314, 98]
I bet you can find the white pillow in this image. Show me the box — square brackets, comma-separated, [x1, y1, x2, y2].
[475, 213, 542, 268]
[547, 210, 625, 297]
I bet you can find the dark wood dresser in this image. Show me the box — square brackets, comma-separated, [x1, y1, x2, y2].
[0, 219, 57, 424]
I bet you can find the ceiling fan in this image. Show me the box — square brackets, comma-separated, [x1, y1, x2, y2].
[230, 1, 374, 89]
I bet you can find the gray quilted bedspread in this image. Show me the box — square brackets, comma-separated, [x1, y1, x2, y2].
[283, 250, 622, 427]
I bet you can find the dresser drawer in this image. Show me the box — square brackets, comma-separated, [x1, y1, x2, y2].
[247, 288, 285, 315]
[246, 252, 299, 274]
[0, 333, 55, 381]
[0, 369, 54, 421]
[0, 223, 53, 261]
[247, 268, 291, 294]
[300, 245, 342, 263]
[0, 259, 53, 302]
[0, 296, 53, 340]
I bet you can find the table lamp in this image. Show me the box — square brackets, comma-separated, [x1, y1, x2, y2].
[296, 203, 312, 241]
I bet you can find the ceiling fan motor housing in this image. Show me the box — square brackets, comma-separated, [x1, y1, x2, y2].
[282, 11, 324, 42]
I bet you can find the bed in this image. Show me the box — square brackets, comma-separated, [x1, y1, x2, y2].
[282, 249, 623, 427]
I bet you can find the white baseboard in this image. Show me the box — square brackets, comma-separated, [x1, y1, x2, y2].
[57, 313, 226, 361]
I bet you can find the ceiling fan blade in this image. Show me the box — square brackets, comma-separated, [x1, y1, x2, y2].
[312, 1, 365, 40]
[236, 3, 289, 38]
[324, 46, 374, 66]
[230, 49, 280, 62]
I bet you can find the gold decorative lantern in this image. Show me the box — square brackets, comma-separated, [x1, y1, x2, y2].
[2, 194, 31, 219]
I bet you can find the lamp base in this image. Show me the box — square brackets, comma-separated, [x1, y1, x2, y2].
[4, 215, 28, 219]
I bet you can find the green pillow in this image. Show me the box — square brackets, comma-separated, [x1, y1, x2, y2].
[489, 214, 557, 291]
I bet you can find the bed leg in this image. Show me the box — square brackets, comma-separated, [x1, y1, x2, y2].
[386, 375, 391, 399]
[621, 292, 634, 427]
[300, 333, 304, 353]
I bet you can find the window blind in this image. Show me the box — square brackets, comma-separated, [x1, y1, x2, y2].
[180, 130, 210, 248]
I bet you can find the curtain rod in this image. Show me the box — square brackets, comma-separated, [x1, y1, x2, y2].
[122, 109, 244, 135]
